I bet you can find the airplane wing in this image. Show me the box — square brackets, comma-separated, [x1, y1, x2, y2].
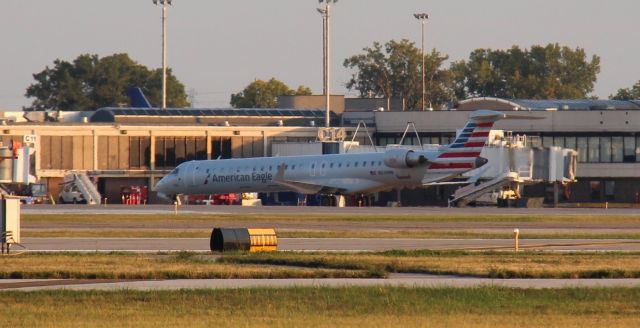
[272, 163, 327, 194]
[423, 181, 472, 186]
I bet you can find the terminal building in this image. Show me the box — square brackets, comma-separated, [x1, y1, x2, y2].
[2, 96, 639, 205]
[344, 97, 640, 204]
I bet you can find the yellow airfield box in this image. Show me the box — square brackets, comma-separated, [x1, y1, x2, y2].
[210, 228, 278, 252]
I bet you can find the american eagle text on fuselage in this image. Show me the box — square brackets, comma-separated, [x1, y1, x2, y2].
[206, 172, 273, 184]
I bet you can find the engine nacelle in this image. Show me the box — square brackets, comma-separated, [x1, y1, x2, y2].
[383, 149, 428, 168]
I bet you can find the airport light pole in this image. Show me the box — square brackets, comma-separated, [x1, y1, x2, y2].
[153, 0, 172, 110]
[318, 0, 337, 128]
[318, 8, 327, 97]
[414, 13, 428, 111]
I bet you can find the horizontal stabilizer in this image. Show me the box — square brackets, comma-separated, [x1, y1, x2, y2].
[468, 110, 544, 121]
[502, 113, 545, 120]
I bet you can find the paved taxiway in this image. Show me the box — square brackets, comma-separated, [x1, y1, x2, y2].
[21, 205, 640, 235]
[20, 237, 640, 252]
[3, 274, 640, 291]
[22, 204, 640, 216]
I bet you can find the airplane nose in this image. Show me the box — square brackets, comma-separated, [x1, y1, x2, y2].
[155, 176, 170, 193]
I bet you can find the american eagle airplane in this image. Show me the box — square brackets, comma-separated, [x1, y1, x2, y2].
[155, 110, 506, 198]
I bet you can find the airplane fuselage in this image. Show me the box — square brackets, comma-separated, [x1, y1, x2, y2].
[157, 150, 454, 196]
[155, 110, 508, 197]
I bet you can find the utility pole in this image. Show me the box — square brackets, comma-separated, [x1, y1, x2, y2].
[414, 13, 428, 111]
[318, 0, 337, 128]
[153, 0, 172, 109]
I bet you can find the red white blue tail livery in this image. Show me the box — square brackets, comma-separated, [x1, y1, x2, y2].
[429, 110, 505, 173]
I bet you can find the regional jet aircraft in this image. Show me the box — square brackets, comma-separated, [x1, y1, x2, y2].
[155, 110, 507, 198]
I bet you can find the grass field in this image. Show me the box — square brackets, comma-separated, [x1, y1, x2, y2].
[1, 287, 639, 327]
[0, 252, 377, 279]
[221, 250, 640, 278]
[2, 251, 640, 279]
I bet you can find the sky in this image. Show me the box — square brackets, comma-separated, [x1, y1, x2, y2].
[1, 0, 639, 109]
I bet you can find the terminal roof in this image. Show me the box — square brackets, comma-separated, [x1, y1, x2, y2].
[458, 97, 640, 111]
[90, 107, 337, 125]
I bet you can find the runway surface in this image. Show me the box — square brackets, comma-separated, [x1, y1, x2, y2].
[19, 237, 640, 252]
[22, 204, 640, 216]
[3, 274, 640, 291]
[21, 204, 640, 236]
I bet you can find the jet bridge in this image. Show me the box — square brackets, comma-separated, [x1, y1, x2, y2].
[0, 138, 39, 200]
[447, 134, 577, 207]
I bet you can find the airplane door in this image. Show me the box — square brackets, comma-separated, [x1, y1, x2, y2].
[192, 163, 199, 187]
[177, 161, 191, 187]
[310, 161, 317, 177]
[179, 161, 195, 187]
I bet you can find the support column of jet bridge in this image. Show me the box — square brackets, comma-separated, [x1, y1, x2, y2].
[0, 198, 20, 254]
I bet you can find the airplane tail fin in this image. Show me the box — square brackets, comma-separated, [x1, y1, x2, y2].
[430, 110, 506, 171]
[127, 87, 152, 108]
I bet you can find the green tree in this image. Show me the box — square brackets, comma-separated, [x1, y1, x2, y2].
[24, 53, 189, 111]
[610, 81, 640, 100]
[230, 78, 312, 108]
[343, 39, 454, 110]
[450, 44, 600, 99]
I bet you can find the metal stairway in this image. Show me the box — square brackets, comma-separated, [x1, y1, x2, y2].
[448, 171, 519, 207]
[0, 185, 11, 197]
[68, 173, 101, 205]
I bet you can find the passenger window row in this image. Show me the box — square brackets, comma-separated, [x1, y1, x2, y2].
[202, 160, 386, 174]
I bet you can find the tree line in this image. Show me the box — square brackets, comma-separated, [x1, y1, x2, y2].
[343, 41, 602, 110]
[24, 53, 189, 111]
[23, 43, 639, 111]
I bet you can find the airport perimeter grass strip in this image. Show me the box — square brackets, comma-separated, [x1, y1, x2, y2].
[20, 229, 640, 240]
[22, 213, 640, 223]
[0, 252, 380, 279]
[1, 287, 640, 327]
[3, 251, 640, 279]
[220, 250, 640, 279]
